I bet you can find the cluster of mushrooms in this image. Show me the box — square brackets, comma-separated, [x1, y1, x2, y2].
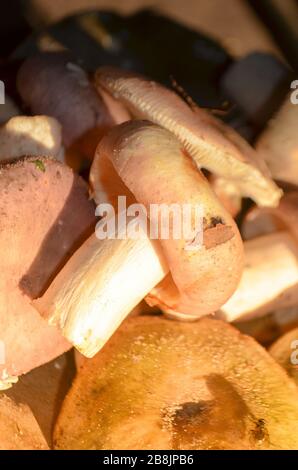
[1, 52, 298, 449]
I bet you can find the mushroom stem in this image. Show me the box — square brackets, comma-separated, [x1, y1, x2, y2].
[33, 217, 168, 357]
[218, 231, 298, 322]
[34, 227, 298, 357]
[34, 120, 244, 357]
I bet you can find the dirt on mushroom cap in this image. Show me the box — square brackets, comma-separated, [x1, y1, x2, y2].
[54, 316, 298, 450]
[0, 157, 95, 382]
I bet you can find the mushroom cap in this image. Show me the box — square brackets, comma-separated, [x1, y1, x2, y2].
[95, 66, 282, 207]
[208, 174, 242, 217]
[0, 395, 48, 450]
[17, 52, 113, 155]
[269, 327, 298, 386]
[242, 193, 298, 240]
[94, 120, 243, 317]
[236, 307, 298, 346]
[90, 148, 135, 207]
[5, 353, 74, 447]
[0, 157, 95, 384]
[54, 316, 298, 450]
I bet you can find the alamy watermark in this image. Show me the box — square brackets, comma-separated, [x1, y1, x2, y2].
[290, 80, 298, 104]
[0, 80, 4, 104]
[95, 196, 204, 251]
[290, 340, 298, 365]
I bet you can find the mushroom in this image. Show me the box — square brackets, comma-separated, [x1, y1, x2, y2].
[0, 395, 48, 450]
[94, 66, 282, 207]
[236, 307, 298, 347]
[217, 230, 298, 322]
[17, 53, 129, 163]
[218, 193, 298, 323]
[33, 65, 283, 357]
[269, 327, 298, 386]
[242, 192, 298, 240]
[256, 95, 298, 186]
[5, 353, 74, 447]
[0, 115, 64, 163]
[0, 157, 95, 389]
[54, 315, 298, 450]
[208, 174, 242, 217]
[34, 120, 243, 357]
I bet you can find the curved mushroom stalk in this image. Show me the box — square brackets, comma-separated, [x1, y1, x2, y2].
[256, 96, 298, 186]
[0, 115, 64, 163]
[0, 157, 95, 388]
[34, 220, 168, 358]
[34, 121, 243, 357]
[104, 121, 243, 318]
[217, 231, 298, 323]
[95, 66, 282, 207]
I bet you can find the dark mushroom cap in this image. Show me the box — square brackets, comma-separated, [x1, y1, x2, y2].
[17, 53, 113, 156]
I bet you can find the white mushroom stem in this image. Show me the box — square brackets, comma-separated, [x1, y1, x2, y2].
[33, 216, 168, 357]
[217, 231, 298, 323]
[34, 221, 298, 357]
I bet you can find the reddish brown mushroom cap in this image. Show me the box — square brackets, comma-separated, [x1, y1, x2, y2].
[0, 157, 95, 385]
[17, 53, 115, 157]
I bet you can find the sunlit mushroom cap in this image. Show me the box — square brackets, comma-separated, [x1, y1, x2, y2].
[55, 316, 298, 450]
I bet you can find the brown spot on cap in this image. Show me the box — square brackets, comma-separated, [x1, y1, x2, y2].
[204, 224, 234, 249]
